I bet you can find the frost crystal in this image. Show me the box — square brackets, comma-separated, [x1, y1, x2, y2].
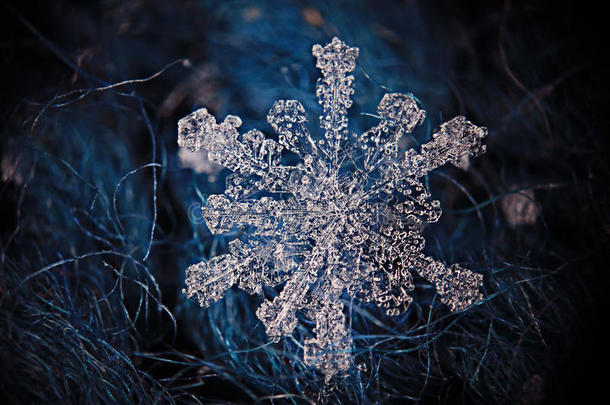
[179, 38, 486, 380]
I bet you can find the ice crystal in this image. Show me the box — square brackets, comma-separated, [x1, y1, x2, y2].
[178, 38, 486, 380]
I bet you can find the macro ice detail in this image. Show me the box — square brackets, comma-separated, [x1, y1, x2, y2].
[178, 37, 486, 380]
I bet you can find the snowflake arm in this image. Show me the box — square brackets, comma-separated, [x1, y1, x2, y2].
[360, 93, 427, 170]
[182, 253, 240, 307]
[313, 37, 359, 165]
[267, 100, 319, 157]
[401, 115, 487, 179]
[410, 254, 483, 311]
[303, 299, 351, 382]
[256, 274, 310, 342]
[178, 108, 294, 199]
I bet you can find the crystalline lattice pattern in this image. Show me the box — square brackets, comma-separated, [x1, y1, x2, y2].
[178, 38, 486, 380]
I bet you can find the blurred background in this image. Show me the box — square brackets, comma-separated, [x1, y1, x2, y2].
[1, 0, 607, 403]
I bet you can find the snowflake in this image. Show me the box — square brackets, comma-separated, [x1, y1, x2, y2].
[178, 38, 486, 380]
